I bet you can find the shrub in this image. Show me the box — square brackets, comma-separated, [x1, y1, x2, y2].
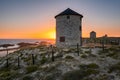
[109, 62, 120, 73]
[44, 75, 55, 80]
[98, 49, 109, 55]
[62, 70, 84, 80]
[65, 56, 74, 59]
[23, 75, 33, 80]
[79, 63, 99, 76]
[0, 71, 11, 78]
[26, 65, 38, 73]
[62, 69, 99, 80]
[107, 53, 115, 57]
[55, 53, 63, 58]
[109, 47, 116, 51]
[40, 56, 47, 64]
[106, 52, 119, 59]
[45, 66, 56, 72]
[79, 64, 87, 69]
[95, 74, 114, 80]
[79, 50, 83, 54]
[0, 67, 10, 73]
[79, 63, 99, 69]
[44, 71, 61, 80]
[103, 49, 109, 53]
[85, 69, 99, 75]
[62, 63, 99, 80]
[23, 56, 31, 62]
[81, 54, 87, 58]
[87, 63, 99, 69]
[0, 71, 19, 80]
[85, 51, 91, 54]
[63, 49, 72, 53]
[10, 65, 19, 70]
[89, 54, 96, 57]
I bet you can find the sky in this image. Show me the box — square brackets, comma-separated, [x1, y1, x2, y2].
[0, 0, 120, 39]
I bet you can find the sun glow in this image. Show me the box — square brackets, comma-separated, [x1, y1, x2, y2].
[30, 28, 56, 39]
[47, 31, 56, 39]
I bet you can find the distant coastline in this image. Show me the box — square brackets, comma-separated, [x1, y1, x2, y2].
[0, 39, 55, 57]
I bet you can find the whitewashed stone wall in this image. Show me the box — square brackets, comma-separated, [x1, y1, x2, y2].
[56, 15, 82, 48]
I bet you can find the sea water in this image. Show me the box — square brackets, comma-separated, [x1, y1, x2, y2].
[0, 39, 55, 57]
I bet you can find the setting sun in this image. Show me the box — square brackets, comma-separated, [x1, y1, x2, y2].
[48, 31, 56, 39]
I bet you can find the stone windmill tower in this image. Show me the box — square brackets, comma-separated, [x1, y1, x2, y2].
[55, 8, 83, 47]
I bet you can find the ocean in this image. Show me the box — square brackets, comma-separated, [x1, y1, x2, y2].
[0, 39, 55, 57]
[0, 39, 54, 45]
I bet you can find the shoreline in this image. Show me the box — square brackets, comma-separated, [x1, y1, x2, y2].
[0, 47, 19, 52]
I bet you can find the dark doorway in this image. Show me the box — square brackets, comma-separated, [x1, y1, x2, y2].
[60, 36, 65, 42]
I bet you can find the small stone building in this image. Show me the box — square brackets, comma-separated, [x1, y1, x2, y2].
[55, 8, 83, 47]
[90, 31, 96, 39]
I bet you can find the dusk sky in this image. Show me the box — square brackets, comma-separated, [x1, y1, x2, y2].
[0, 0, 120, 39]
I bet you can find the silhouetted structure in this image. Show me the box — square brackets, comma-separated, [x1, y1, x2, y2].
[90, 31, 96, 39]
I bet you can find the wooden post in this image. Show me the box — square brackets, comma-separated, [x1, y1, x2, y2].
[6, 58, 8, 67]
[77, 43, 79, 56]
[102, 41, 104, 51]
[102, 37, 105, 51]
[18, 56, 20, 68]
[90, 47, 92, 54]
[6, 48, 8, 55]
[51, 45, 54, 62]
[32, 54, 35, 65]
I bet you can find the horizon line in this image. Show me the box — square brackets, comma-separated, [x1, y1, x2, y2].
[0, 36, 120, 39]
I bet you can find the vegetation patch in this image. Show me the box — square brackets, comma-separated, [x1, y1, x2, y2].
[81, 54, 87, 58]
[62, 70, 83, 80]
[40, 56, 47, 64]
[26, 65, 38, 73]
[23, 75, 33, 80]
[85, 51, 91, 54]
[86, 63, 99, 69]
[65, 55, 74, 59]
[55, 53, 63, 58]
[62, 63, 99, 80]
[0, 70, 19, 80]
[108, 47, 118, 51]
[79, 63, 99, 69]
[0, 67, 10, 73]
[44, 74, 55, 80]
[106, 51, 120, 59]
[44, 66, 56, 72]
[98, 49, 109, 55]
[62, 69, 99, 80]
[89, 53, 97, 57]
[85, 68, 99, 75]
[108, 62, 120, 73]
[45, 70, 61, 80]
